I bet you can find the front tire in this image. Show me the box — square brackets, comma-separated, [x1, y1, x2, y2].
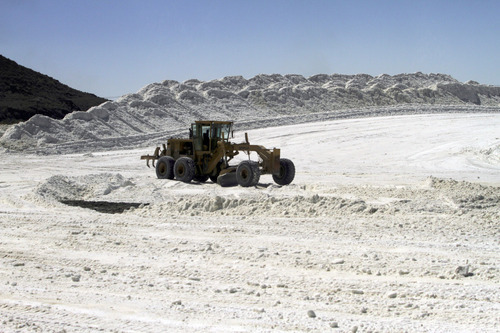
[236, 161, 260, 187]
[174, 157, 195, 183]
[156, 156, 175, 179]
[273, 158, 295, 185]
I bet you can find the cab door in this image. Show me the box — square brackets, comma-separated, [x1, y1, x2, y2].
[192, 123, 203, 152]
[192, 123, 212, 152]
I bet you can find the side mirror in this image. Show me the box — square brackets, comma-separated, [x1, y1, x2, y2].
[231, 130, 234, 138]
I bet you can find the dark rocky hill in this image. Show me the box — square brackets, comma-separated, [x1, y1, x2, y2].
[0, 55, 107, 123]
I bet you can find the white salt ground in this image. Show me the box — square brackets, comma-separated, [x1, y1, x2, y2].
[0, 112, 499, 332]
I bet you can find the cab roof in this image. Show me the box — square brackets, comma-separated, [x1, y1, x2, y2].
[193, 120, 233, 125]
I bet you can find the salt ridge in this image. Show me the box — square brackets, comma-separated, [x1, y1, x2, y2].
[1, 72, 500, 153]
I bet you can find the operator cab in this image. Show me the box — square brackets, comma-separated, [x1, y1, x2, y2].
[191, 121, 233, 152]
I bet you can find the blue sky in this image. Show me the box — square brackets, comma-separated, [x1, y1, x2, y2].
[1, 0, 499, 98]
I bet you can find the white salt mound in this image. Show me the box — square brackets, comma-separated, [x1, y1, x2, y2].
[1, 72, 500, 154]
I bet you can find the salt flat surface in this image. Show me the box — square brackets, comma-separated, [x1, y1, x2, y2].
[0, 113, 499, 332]
[236, 113, 500, 186]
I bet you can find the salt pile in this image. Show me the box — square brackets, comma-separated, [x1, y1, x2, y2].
[35, 173, 135, 201]
[1, 72, 500, 153]
[34, 173, 500, 220]
[131, 177, 500, 218]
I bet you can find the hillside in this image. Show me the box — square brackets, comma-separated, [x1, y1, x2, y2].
[0, 55, 107, 123]
[1, 72, 500, 153]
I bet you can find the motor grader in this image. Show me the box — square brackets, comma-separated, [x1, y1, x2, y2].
[140, 121, 295, 187]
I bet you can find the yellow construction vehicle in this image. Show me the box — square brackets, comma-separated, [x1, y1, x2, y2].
[140, 121, 295, 187]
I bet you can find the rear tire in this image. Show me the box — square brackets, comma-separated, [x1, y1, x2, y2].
[272, 158, 295, 185]
[174, 157, 195, 183]
[236, 161, 260, 187]
[156, 156, 175, 179]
